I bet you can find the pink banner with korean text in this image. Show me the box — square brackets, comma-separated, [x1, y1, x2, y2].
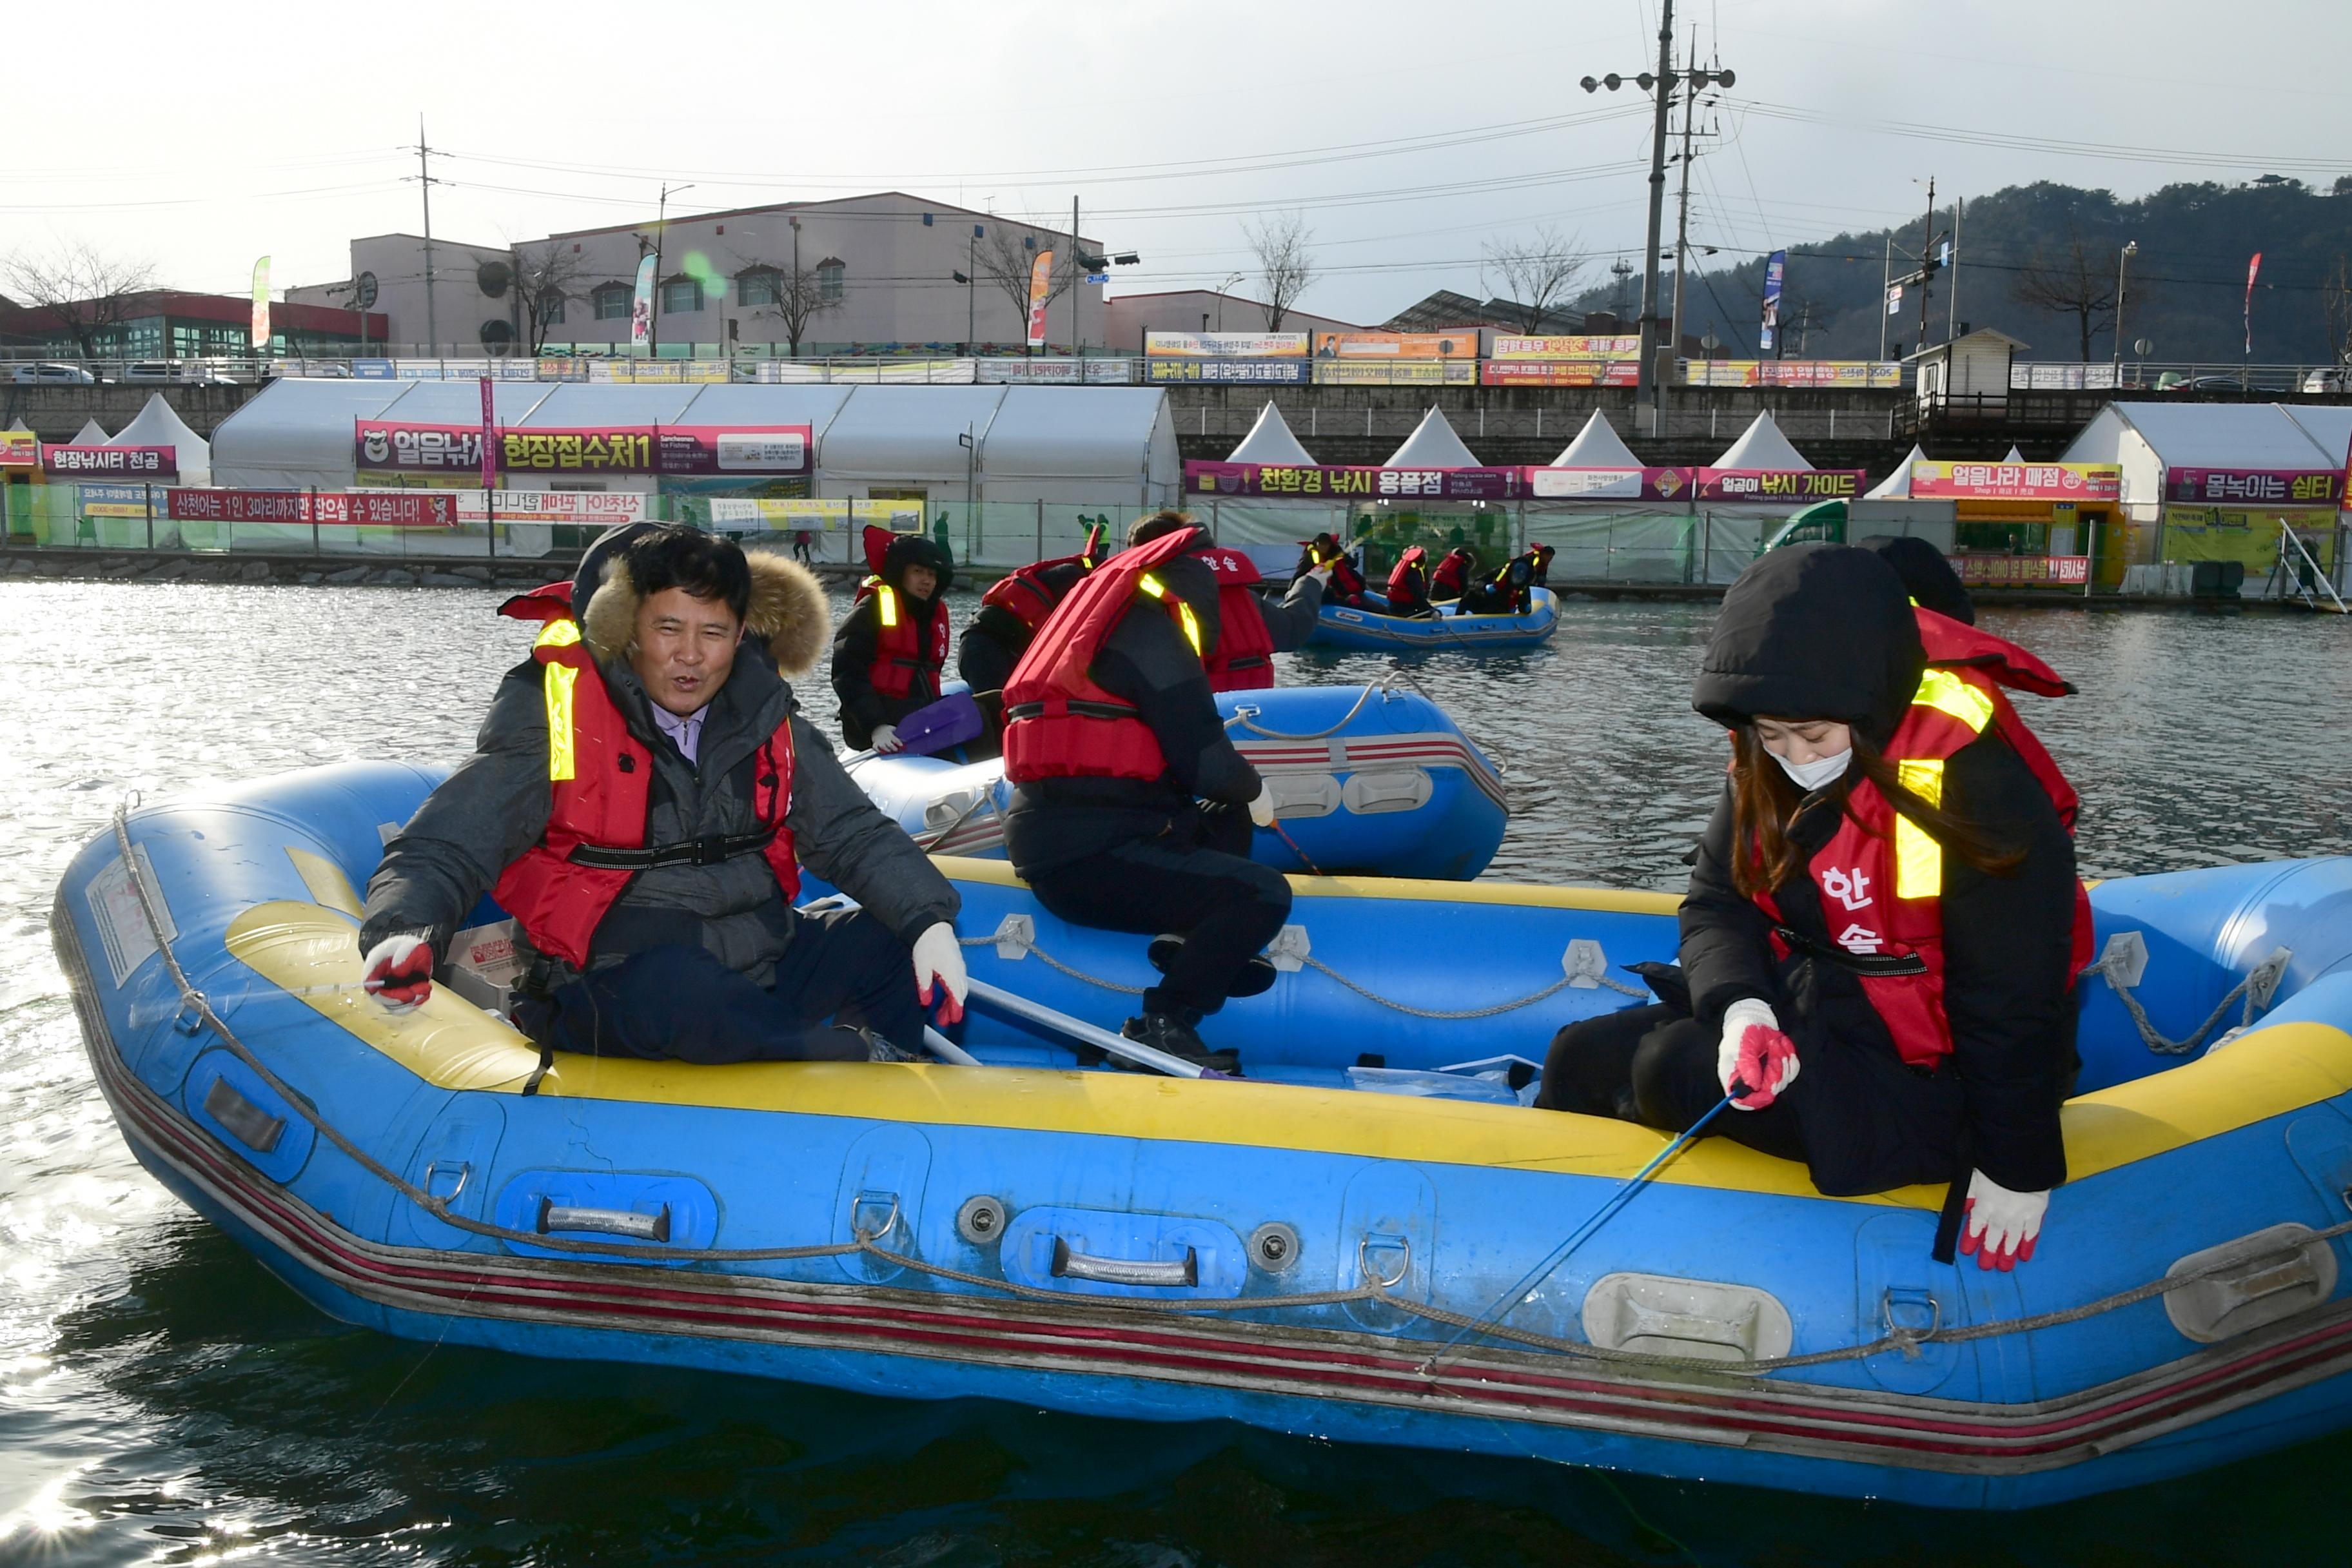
[1185, 461, 1527, 501]
[1692, 469, 1864, 502]
[1908, 462, 2121, 502]
[2162, 467, 2342, 507]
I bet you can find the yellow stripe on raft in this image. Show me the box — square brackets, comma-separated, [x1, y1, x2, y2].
[222, 895, 2352, 1210]
[931, 854, 1686, 915]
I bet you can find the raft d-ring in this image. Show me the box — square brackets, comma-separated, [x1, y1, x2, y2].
[852, 1193, 901, 1245]
[1357, 1233, 1413, 1290]
[171, 992, 210, 1037]
[1881, 1288, 1942, 1359]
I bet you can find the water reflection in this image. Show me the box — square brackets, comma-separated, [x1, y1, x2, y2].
[5, 580, 2351, 1563]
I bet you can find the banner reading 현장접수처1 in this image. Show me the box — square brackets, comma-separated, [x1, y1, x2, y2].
[354, 420, 812, 476]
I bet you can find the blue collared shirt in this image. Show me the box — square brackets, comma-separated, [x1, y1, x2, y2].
[650, 701, 707, 763]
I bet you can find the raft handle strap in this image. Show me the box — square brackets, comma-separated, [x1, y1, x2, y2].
[2088, 932, 2293, 1057]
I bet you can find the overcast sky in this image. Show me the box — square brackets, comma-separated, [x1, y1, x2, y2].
[7, 0, 2350, 326]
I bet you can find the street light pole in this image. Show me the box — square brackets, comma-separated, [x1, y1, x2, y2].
[649, 181, 694, 357]
[2113, 240, 2139, 380]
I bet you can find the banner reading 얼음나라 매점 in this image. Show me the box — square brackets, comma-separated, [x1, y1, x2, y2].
[166, 490, 457, 525]
[42, 445, 178, 479]
[1185, 461, 1525, 500]
[355, 420, 812, 476]
[1907, 461, 2121, 502]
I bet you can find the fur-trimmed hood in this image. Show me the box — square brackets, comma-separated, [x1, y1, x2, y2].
[581, 550, 830, 678]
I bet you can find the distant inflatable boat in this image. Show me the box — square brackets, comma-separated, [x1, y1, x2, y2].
[53, 760, 2352, 1509]
[1310, 587, 1560, 653]
[851, 685, 1508, 881]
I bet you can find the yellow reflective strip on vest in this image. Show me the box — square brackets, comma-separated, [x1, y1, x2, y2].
[1137, 574, 1202, 654]
[1913, 667, 1995, 732]
[544, 662, 578, 781]
[536, 619, 580, 649]
[1894, 757, 1945, 898]
[877, 585, 899, 629]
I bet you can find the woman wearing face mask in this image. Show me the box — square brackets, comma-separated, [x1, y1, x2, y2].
[1534, 544, 2091, 1272]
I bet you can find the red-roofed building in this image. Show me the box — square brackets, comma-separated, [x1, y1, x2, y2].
[0, 289, 387, 359]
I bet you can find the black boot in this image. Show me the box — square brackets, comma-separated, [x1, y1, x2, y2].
[834, 1024, 919, 1063]
[1146, 934, 1279, 998]
[1118, 1012, 1242, 1076]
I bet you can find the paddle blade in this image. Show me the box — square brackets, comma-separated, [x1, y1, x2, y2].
[890, 691, 986, 757]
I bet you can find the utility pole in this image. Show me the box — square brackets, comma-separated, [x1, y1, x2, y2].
[649, 181, 693, 358]
[1915, 175, 1936, 356]
[1640, 0, 1675, 427]
[1878, 234, 1893, 362]
[1667, 32, 1700, 367]
[1948, 197, 1964, 341]
[1070, 194, 1081, 356]
[417, 115, 438, 355]
[968, 226, 979, 348]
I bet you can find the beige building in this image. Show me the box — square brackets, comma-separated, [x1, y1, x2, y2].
[285, 233, 521, 357]
[1102, 289, 1362, 353]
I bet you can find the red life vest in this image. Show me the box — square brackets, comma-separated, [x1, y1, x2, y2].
[1916, 607, 2078, 830]
[1386, 546, 1428, 600]
[1190, 541, 1275, 692]
[854, 576, 949, 701]
[1754, 662, 2094, 1069]
[983, 554, 1093, 635]
[1431, 549, 1473, 599]
[1002, 529, 1205, 783]
[488, 587, 799, 969]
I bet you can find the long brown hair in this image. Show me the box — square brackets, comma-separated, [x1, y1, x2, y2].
[1727, 725, 2024, 898]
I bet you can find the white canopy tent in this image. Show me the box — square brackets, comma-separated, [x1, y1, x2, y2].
[1708, 410, 1810, 471]
[1226, 402, 1316, 466]
[69, 418, 110, 445]
[210, 380, 1179, 507]
[1864, 444, 1929, 499]
[110, 393, 211, 485]
[1380, 407, 1482, 469]
[1547, 410, 1642, 468]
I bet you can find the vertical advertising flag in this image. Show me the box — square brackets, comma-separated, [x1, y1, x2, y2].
[478, 377, 498, 493]
[250, 257, 271, 349]
[2245, 252, 2264, 356]
[631, 253, 658, 346]
[1026, 250, 1055, 348]
[1759, 250, 1786, 354]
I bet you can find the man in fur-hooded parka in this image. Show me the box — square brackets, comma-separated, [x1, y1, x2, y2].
[360, 525, 959, 1062]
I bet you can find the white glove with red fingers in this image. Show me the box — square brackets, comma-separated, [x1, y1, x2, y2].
[1961, 1170, 2049, 1271]
[1718, 998, 1799, 1110]
[1304, 564, 1335, 589]
[361, 932, 436, 1013]
[911, 921, 968, 1025]
[870, 724, 903, 754]
[1248, 783, 1278, 828]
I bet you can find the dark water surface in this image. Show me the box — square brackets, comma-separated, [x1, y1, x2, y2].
[5, 580, 2351, 1565]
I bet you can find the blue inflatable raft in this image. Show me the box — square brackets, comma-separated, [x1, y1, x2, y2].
[849, 685, 1509, 880]
[52, 761, 2352, 1509]
[1310, 587, 1560, 653]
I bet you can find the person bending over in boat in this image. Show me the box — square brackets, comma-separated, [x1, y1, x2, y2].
[358, 524, 968, 1066]
[1529, 542, 1556, 587]
[999, 520, 1296, 1073]
[1298, 532, 1367, 609]
[1383, 546, 1438, 618]
[832, 525, 952, 753]
[1127, 511, 1328, 690]
[1534, 544, 2090, 1271]
[1429, 545, 1476, 603]
[957, 523, 1110, 700]
[1457, 550, 1536, 615]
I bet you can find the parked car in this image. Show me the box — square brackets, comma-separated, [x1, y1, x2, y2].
[119, 360, 242, 385]
[2161, 373, 2293, 396]
[10, 362, 97, 385]
[2301, 367, 2351, 393]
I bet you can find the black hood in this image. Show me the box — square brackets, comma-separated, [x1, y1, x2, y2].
[880, 531, 951, 597]
[1692, 544, 1923, 746]
[1859, 533, 1975, 625]
[567, 522, 663, 615]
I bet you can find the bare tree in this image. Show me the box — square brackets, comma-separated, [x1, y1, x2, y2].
[511, 241, 589, 353]
[1481, 226, 1590, 333]
[1, 240, 160, 357]
[2011, 235, 2118, 361]
[2322, 255, 2352, 367]
[732, 257, 841, 355]
[975, 222, 1070, 346]
[1243, 211, 1316, 331]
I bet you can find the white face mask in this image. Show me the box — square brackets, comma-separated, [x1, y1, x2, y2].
[1770, 747, 1852, 793]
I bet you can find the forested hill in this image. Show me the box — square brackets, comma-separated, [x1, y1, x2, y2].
[1578, 177, 2352, 366]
